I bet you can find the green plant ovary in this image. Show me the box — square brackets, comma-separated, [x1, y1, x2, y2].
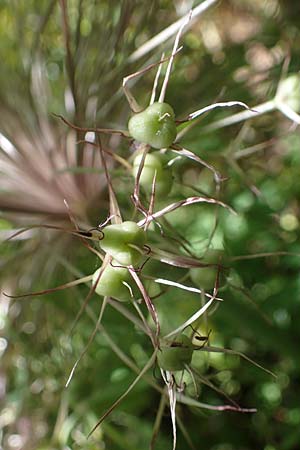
[157, 334, 194, 372]
[100, 221, 147, 266]
[93, 263, 134, 302]
[133, 151, 173, 195]
[128, 102, 177, 149]
[189, 249, 226, 291]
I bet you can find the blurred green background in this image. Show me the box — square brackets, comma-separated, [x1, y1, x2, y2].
[1, 1, 300, 449]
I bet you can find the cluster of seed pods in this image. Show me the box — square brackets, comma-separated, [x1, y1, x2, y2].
[9, 10, 298, 447]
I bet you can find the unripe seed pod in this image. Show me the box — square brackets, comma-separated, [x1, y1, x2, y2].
[276, 74, 300, 112]
[100, 221, 146, 266]
[189, 249, 226, 291]
[93, 263, 134, 302]
[133, 152, 173, 196]
[128, 102, 177, 149]
[157, 334, 194, 372]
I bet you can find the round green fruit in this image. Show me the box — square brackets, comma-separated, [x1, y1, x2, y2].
[93, 263, 134, 302]
[133, 152, 173, 196]
[157, 334, 194, 372]
[276, 74, 300, 112]
[128, 102, 177, 149]
[100, 221, 146, 266]
[189, 249, 226, 291]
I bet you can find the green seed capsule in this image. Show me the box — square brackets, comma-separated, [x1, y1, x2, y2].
[276, 74, 300, 112]
[128, 102, 177, 149]
[189, 249, 226, 291]
[100, 221, 146, 266]
[133, 152, 173, 195]
[157, 334, 194, 372]
[93, 263, 134, 302]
